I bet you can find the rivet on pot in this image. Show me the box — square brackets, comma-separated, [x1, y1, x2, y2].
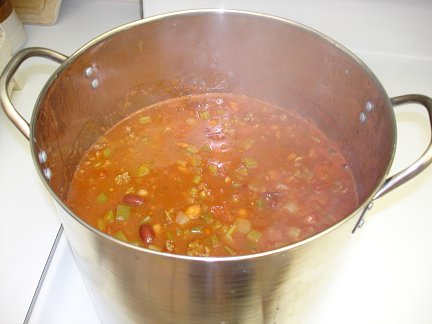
[359, 112, 366, 123]
[85, 67, 94, 78]
[43, 168, 52, 181]
[38, 150, 47, 164]
[91, 78, 100, 89]
[365, 101, 374, 112]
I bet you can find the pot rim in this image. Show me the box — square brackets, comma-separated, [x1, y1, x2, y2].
[30, 8, 396, 262]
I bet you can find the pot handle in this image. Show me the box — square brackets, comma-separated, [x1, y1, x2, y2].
[373, 94, 432, 200]
[0, 47, 68, 140]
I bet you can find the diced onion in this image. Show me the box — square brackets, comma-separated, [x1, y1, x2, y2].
[287, 226, 301, 240]
[237, 218, 252, 234]
[176, 211, 190, 226]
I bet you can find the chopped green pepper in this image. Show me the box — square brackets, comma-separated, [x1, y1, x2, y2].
[116, 204, 131, 221]
[242, 157, 258, 169]
[139, 116, 151, 124]
[137, 164, 150, 177]
[96, 192, 108, 203]
[104, 209, 115, 222]
[247, 229, 263, 243]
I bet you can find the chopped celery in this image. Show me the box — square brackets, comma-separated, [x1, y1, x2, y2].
[113, 230, 128, 242]
[116, 204, 131, 221]
[201, 211, 214, 224]
[175, 160, 187, 167]
[141, 215, 152, 224]
[103, 148, 111, 158]
[209, 234, 219, 248]
[96, 192, 108, 203]
[208, 164, 218, 175]
[185, 145, 199, 154]
[137, 164, 150, 177]
[226, 224, 237, 237]
[255, 198, 265, 209]
[201, 143, 212, 152]
[97, 218, 106, 231]
[235, 166, 248, 176]
[148, 244, 162, 251]
[164, 210, 173, 224]
[224, 245, 236, 256]
[242, 157, 258, 169]
[198, 111, 210, 120]
[232, 182, 241, 189]
[192, 175, 202, 184]
[213, 220, 222, 230]
[199, 190, 207, 199]
[247, 229, 263, 243]
[93, 161, 103, 169]
[189, 187, 198, 196]
[139, 115, 151, 124]
[190, 156, 202, 167]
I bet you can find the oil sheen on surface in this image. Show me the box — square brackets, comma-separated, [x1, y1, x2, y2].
[67, 93, 358, 257]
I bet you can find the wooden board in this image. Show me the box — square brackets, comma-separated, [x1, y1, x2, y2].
[11, 0, 62, 25]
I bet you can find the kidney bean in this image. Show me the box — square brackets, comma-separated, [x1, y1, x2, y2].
[139, 224, 155, 244]
[123, 194, 144, 206]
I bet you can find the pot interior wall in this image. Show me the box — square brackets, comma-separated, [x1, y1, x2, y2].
[33, 11, 394, 208]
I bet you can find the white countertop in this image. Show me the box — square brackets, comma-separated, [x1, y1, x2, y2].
[1, 1, 431, 323]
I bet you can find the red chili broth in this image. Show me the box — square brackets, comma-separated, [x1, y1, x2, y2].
[66, 93, 358, 257]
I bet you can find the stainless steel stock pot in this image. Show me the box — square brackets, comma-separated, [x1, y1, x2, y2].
[1, 10, 432, 324]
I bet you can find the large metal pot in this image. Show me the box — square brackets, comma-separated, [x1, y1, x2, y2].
[1, 10, 431, 324]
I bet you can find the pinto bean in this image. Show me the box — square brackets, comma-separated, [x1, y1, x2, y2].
[139, 224, 155, 244]
[123, 194, 144, 206]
